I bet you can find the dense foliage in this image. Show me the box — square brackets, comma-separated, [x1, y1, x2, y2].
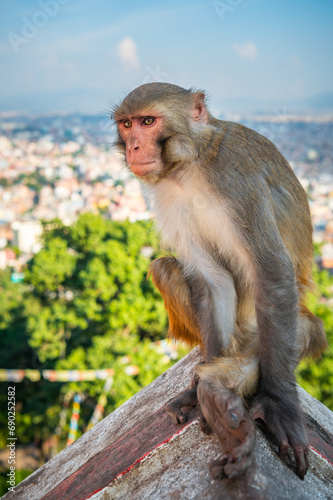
[297, 264, 333, 409]
[0, 215, 170, 457]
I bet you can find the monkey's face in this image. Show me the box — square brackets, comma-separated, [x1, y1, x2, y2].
[116, 113, 165, 179]
[114, 84, 209, 183]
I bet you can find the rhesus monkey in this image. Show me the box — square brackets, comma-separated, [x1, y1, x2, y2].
[113, 83, 327, 480]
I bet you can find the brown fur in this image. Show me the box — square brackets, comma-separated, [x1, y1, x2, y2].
[148, 257, 201, 346]
[298, 302, 328, 359]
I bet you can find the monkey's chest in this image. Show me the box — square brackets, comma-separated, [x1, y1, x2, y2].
[151, 179, 238, 271]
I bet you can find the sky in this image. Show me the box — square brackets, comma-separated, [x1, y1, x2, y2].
[0, 0, 333, 114]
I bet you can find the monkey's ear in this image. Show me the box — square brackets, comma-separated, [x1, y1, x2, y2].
[192, 92, 208, 124]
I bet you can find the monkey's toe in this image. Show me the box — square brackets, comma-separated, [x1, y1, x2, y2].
[165, 385, 198, 424]
[252, 395, 309, 480]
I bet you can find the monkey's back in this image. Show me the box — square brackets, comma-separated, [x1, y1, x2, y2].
[205, 120, 314, 289]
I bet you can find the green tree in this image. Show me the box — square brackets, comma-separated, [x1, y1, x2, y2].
[1, 215, 169, 452]
[297, 265, 333, 410]
[0, 271, 31, 368]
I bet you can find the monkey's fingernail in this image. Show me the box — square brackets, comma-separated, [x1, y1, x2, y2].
[229, 412, 240, 428]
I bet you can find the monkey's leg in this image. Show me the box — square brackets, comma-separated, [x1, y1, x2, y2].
[149, 257, 203, 422]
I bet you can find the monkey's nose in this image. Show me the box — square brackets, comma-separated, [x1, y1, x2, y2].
[128, 144, 139, 153]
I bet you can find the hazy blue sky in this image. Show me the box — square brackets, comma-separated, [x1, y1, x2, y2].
[1, 0, 332, 113]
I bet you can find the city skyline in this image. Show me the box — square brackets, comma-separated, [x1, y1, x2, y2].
[1, 0, 333, 114]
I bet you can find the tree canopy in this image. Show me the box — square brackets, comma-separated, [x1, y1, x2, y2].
[0, 215, 171, 453]
[297, 263, 333, 410]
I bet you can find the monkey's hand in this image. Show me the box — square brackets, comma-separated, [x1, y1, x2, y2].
[197, 379, 255, 480]
[251, 390, 309, 480]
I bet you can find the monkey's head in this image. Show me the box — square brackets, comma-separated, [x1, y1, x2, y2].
[112, 83, 210, 184]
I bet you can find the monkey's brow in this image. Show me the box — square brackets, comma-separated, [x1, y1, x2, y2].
[118, 114, 159, 122]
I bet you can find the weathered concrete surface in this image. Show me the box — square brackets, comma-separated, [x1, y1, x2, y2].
[4, 348, 333, 500]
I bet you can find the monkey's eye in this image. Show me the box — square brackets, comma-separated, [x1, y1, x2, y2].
[123, 120, 132, 129]
[143, 117, 155, 126]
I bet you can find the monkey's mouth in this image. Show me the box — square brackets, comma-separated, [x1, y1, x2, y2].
[129, 162, 157, 177]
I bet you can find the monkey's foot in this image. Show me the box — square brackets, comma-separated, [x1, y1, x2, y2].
[197, 379, 255, 479]
[251, 394, 309, 480]
[165, 385, 198, 424]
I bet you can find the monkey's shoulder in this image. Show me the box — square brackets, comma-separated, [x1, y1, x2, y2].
[215, 120, 283, 157]
[208, 120, 303, 195]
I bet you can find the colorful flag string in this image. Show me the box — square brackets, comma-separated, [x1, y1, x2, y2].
[0, 339, 177, 382]
[51, 390, 74, 456]
[0, 368, 115, 382]
[67, 394, 82, 446]
[86, 376, 113, 431]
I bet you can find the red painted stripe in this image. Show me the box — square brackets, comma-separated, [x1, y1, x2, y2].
[309, 446, 333, 468]
[304, 412, 333, 465]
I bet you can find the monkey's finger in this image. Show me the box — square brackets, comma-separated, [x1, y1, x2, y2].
[199, 414, 213, 435]
[230, 427, 255, 460]
[278, 438, 293, 469]
[209, 455, 228, 480]
[292, 445, 309, 480]
[225, 395, 245, 429]
[224, 453, 253, 479]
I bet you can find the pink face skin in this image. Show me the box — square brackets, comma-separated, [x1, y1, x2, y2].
[117, 114, 164, 177]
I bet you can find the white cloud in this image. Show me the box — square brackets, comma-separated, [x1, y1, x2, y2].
[117, 36, 140, 71]
[232, 42, 258, 61]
